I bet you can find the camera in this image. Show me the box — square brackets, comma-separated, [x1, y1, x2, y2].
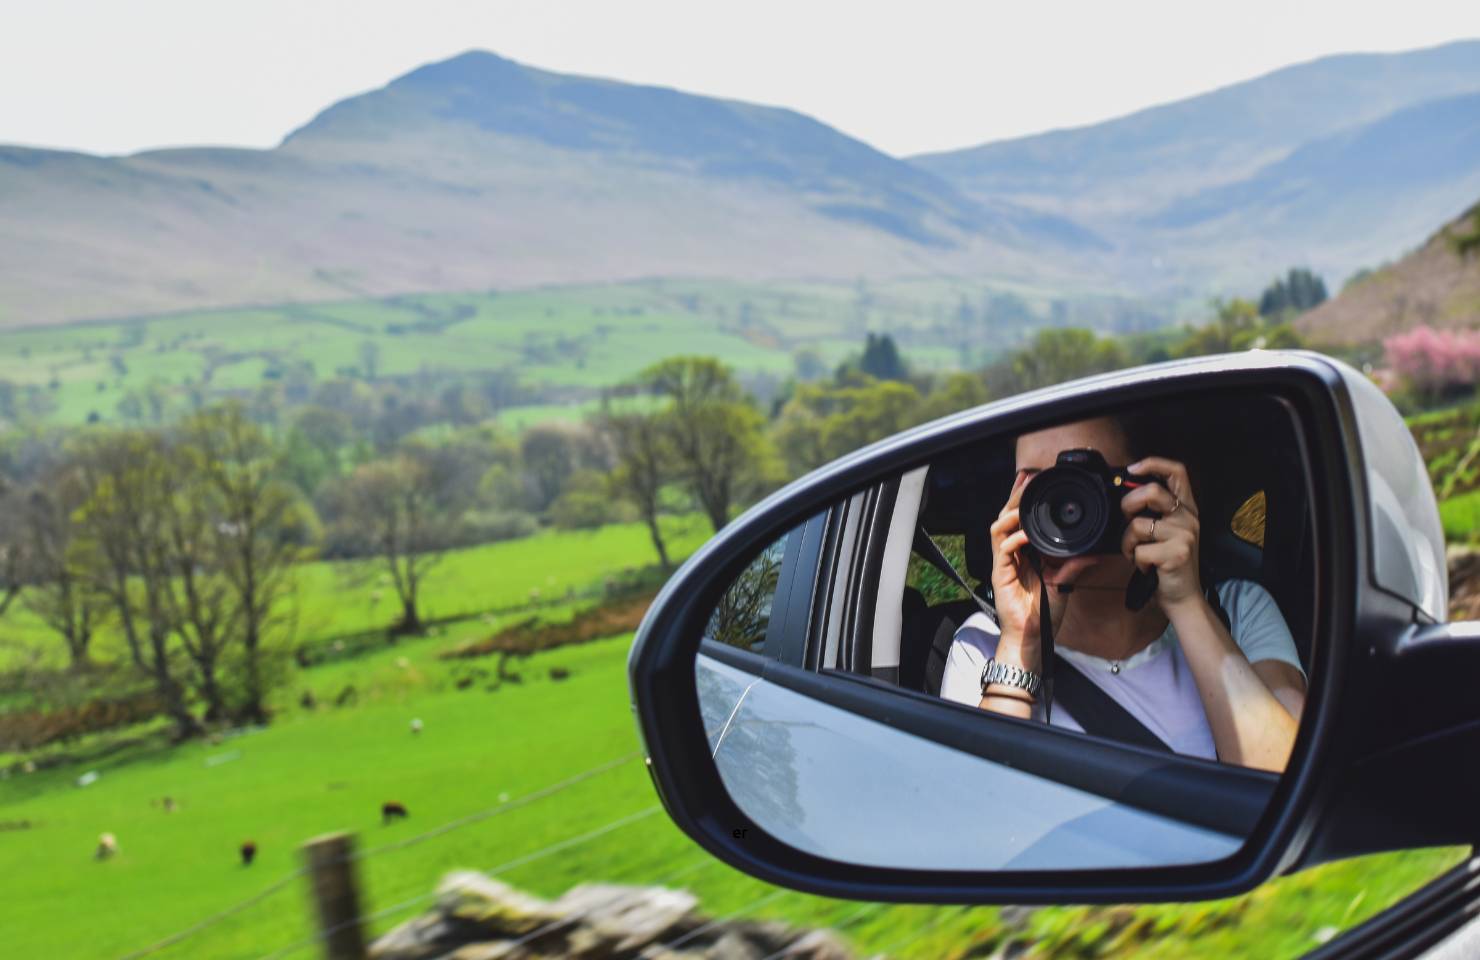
[1019, 449, 1156, 558]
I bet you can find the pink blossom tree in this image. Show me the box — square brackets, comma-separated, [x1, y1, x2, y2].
[1383, 325, 1480, 401]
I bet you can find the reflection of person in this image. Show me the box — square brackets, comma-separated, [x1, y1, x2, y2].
[939, 416, 1306, 772]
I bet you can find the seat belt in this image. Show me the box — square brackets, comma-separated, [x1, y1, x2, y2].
[913, 523, 1174, 752]
[1051, 658, 1174, 752]
[911, 527, 996, 625]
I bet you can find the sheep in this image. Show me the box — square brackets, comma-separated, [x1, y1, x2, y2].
[381, 801, 409, 824]
[96, 833, 117, 860]
[240, 840, 257, 866]
[409, 718, 423, 735]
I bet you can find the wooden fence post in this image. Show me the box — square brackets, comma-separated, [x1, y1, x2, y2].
[302, 832, 368, 960]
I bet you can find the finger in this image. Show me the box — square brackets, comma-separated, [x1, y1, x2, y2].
[999, 529, 1030, 559]
[1006, 469, 1033, 511]
[1133, 537, 1194, 572]
[993, 528, 1031, 589]
[1128, 457, 1197, 514]
[990, 508, 1020, 548]
[1120, 481, 1178, 517]
[1121, 516, 1156, 559]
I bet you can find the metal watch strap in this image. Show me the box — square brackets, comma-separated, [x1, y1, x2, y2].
[981, 658, 1042, 698]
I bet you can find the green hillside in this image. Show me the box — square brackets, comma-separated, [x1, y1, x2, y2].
[0, 276, 1167, 430]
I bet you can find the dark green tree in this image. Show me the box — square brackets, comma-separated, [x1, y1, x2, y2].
[1258, 268, 1328, 318]
[859, 333, 909, 381]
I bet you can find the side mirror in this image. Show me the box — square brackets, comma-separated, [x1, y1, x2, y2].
[629, 352, 1473, 904]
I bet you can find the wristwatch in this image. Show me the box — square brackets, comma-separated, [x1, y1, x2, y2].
[981, 658, 1041, 698]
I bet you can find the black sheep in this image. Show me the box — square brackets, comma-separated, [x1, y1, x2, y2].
[382, 801, 408, 824]
[240, 840, 257, 866]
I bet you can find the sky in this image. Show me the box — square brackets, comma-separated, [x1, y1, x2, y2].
[4, 1, 1480, 158]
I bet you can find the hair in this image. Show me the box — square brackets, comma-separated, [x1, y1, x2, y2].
[1016, 413, 1149, 466]
[1110, 410, 1156, 464]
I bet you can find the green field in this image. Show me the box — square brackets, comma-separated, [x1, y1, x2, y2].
[0, 414, 1468, 957]
[0, 613, 1463, 959]
[0, 515, 710, 676]
[0, 277, 1173, 430]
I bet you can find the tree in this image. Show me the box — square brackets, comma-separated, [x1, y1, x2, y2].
[793, 349, 827, 383]
[325, 444, 477, 633]
[600, 405, 678, 569]
[859, 333, 909, 381]
[519, 424, 583, 514]
[185, 404, 301, 723]
[641, 357, 776, 532]
[359, 340, 381, 380]
[282, 405, 352, 495]
[72, 432, 201, 740]
[1174, 298, 1303, 357]
[988, 328, 1128, 396]
[1258, 268, 1328, 318]
[549, 470, 625, 530]
[158, 461, 235, 722]
[0, 486, 26, 619]
[919, 372, 990, 423]
[18, 469, 110, 672]
[774, 379, 924, 476]
[1384, 325, 1480, 403]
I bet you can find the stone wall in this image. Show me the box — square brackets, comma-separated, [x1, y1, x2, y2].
[371, 872, 854, 960]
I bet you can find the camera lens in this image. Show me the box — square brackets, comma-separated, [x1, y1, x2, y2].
[1053, 499, 1084, 527]
[1020, 468, 1109, 558]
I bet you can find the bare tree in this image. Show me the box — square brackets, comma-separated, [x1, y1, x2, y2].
[185, 405, 300, 724]
[159, 479, 234, 722]
[72, 432, 201, 740]
[599, 404, 676, 569]
[326, 443, 476, 634]
[0, 498, 25, 619]
[17, 469, 110, 671]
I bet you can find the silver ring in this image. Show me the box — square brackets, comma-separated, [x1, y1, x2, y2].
[1171, 496, 1182, 514]
[1149, 518, 1158, 540]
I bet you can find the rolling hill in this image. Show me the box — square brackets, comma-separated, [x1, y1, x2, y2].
[913, 40, 1480, 291]
[1297, 200, 1480, 345]
[5, 42, 1480, 328]
[0, 51, 1092, 329]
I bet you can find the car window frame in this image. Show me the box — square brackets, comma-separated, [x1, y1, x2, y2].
[753, 471, 1292, 839]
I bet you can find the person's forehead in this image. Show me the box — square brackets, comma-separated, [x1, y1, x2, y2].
[1014, 418, 1128, 463]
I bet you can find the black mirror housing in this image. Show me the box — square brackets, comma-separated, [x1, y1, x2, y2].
[628, 351, 1472, 904]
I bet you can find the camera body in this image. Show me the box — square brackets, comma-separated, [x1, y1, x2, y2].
[1019, 449, 1156, 559]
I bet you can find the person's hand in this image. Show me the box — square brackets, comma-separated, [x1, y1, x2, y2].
[1119, 456, 1202, 611]
[991, 471, 1094, 668]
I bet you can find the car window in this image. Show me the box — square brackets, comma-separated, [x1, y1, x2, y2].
[1232, 490, 1267, 547]
[706, 534, 788, 653]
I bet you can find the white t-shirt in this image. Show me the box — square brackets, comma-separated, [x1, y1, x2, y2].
[939, 579, 1304, 761]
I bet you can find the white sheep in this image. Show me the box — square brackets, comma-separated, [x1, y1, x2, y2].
[409, 718, 423, 735]
[96, 833, 117, 860]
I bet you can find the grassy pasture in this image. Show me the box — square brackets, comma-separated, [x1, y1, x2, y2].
[0, 515, 709, 676]
[0, 618, 1462, 959]
[0, 276, 1157, 429]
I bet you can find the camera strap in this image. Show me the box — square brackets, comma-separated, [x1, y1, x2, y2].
[1031, 555, 1056, 723]
[1030, 554, 1177, 750]
[911, 523, 1183, 749]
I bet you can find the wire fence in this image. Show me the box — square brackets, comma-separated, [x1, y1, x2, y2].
[116, 867, 308, 960]
[117, 749, 646, 960]
[117, 743, 903, 960]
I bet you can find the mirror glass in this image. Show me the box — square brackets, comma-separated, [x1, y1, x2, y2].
[694, 389, 1314, 871]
